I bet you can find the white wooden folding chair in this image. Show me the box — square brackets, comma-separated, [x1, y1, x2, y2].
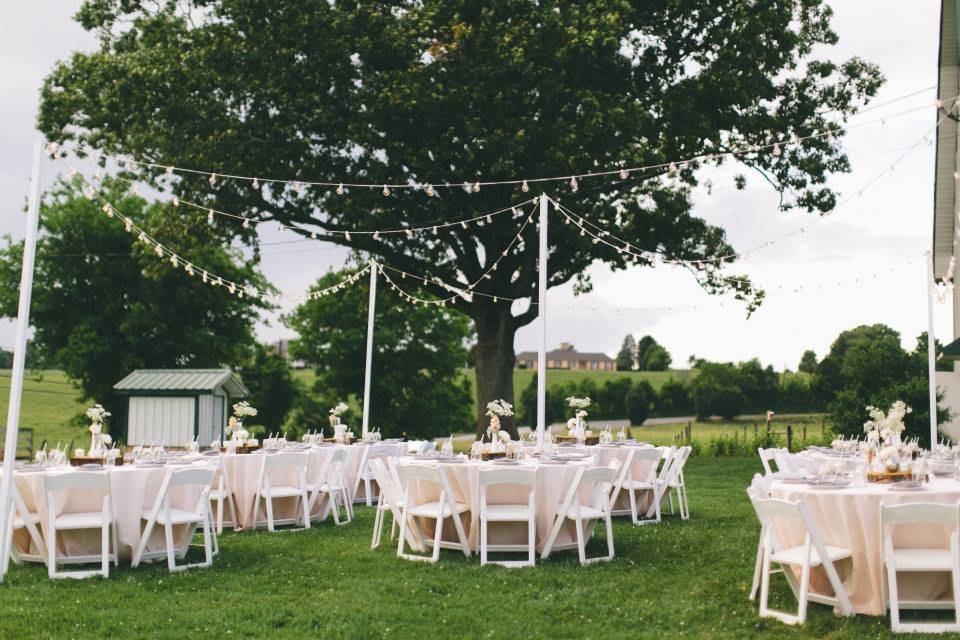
[396, 463, 470, 562]
[131, 466, 217, 572]
[369, 458, 406, 549]
[541, 465, 618, 565]
[2, 476, 47, 571]
[666, 445, 692, 520]
[356, 443, 400, 507]
[209, 455, 238, 535]
[747, 473, 776, 601]
[251, 452, 311, 532]
[881, 502, 960, 633]
[418, 441, 437, 455]
[758, 447, 788, 476]
[619, 447, 669, 525]
[307, 447, 352, 525]
[752, 495, 854, 625]
[43, 471, 118, 579]
[606, 448, 637, 515]
[479, 466, 536, 568]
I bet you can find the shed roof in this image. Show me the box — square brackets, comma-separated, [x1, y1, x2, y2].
[113, 368, 248, 396]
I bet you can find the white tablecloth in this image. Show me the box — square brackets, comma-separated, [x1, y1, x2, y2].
[770, 477, 960, 615]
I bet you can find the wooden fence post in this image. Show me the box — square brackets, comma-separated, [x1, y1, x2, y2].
[802, 425, 807, 444]
[786, 425, 793, 451]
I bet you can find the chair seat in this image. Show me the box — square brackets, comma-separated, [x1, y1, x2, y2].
[484, 504, 533, 521]
[311, 483, 345, 493]
[209, 488, 230, 500]
[260, 486, 304, 498]
[54, 511, 111, 529]
[142, 508, 203, 525]
[622, 480, 656, 490]
[409, 500, 469, 518]
[565, 504, 605, 519]
[772, 544, 852, 567]
[889, 548, 955, 571]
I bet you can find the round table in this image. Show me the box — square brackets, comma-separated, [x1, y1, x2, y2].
[770, 477, 960, 615]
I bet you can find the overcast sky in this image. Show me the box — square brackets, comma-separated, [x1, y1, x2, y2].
[0, 1, 951, 370]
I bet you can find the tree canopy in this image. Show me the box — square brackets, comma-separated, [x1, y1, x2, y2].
[615, 334, 636, 371]
[285, 266, 474, 438]
[0, 178, 270, 412]
[38, 1, 882, 433]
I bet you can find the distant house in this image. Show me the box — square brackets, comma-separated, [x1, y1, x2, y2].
[516, 343, 616, 371]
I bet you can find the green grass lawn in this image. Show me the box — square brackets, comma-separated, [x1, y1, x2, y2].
[0, 457, 930, 639]
[628, 415, 829, 447]
[0, 370, 87, 449]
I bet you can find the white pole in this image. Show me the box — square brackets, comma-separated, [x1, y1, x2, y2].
[926, 251, 939, 447]
[361, 260, 377, 438]
[536, 195, 549, 447]
[0, 139, 43, 582]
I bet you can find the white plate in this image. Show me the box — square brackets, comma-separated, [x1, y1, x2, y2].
[889, 481, 926, 491]
[806, 480, 851, 489]
[490, 459, 520, 465]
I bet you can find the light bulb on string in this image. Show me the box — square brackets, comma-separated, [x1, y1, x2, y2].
[131, 184, 140, 196]
[668, 162, 678, 173]
[252, 178, 259, 190]
[425, 184, 435, 197]
[138, 231, 147, 243]
[154, 244, 164, 257]
[228, 283, 236, 295]
[209, 173, 217, 186]
[310, 232, 318, 239]
[373, 231, 380, 240]
[471, 181, 481, 193]
[242, 218, 250, 229]
[185, 264, 194, 276]
[172, 196, 180, 207]
[207, 209, 214, 224]
[345, 231, 351, 241]
[772, 143, 782, 157]
[486, 215, 492, 223]
[619, 169, 629, 180]
[124, 218, 133, 232]
[460, 221, 468, 229]
[569, 176, 578, 191]
[202, 272, 208, 283]
[165, 166, 174, 176]
[521, 180, 529, 193]
[382, 185, 390, 197]
[432, 226, 438, 235]
[170, 254, 178, 267]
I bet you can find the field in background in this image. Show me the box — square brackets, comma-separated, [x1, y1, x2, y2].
[627, 414, 828, 447]
[0, 370, 86, 449]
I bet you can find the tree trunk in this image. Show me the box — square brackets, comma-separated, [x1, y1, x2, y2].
[472, 302, 519, 437]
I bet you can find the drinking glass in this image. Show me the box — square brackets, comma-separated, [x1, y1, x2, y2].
[912, 458, 926, 484]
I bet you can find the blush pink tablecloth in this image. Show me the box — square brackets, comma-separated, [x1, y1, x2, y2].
[13, 463, 211, 562]
[771, 477, 960, 615]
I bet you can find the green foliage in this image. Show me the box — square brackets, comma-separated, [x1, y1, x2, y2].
[625, 382, 651, 426]
[813, 325, 950, 446]
[798, 349, 817, 374]
[40, 0, 881, 435]
[285, 267, 473, 439]
[690, 362, 745, 420]
[658, 378, 693, 415]
[615, 334, 635, 371]
[0, 179, 270, 426]
[234, 343, 298, 433]
[635, 335, 672, 372]
[519, 373, 661, 425]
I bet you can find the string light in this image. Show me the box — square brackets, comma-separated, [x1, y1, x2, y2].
[426, 184, 435, 197]
[209, 173, 217, 186]
[252, 178, 260, 189]
[521, 180, 529, 193]
[382, 185, 390, 197]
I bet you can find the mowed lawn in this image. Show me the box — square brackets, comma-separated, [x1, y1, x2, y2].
[628, 415, 829, 447]
[0, 370, 86, 449]
[0, 457, 926, 639]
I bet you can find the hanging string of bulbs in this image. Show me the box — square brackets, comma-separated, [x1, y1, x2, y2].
[47, 92, 950, 198]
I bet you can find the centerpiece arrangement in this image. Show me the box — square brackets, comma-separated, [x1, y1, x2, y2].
[227, 401, 258, 452]
[71, 404, 121, 465]
[329, 402, 353, 443]
[557, 396, 598, 445]
[863, 400, 918, 482]
[482, 399, 513, 460]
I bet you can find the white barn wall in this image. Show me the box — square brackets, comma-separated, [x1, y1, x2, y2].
[127, 396, 194, 446]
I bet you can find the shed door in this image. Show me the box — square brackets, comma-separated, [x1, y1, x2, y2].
[127, 396, 195, 447]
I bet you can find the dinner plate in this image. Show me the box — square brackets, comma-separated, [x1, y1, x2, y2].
[438, 458, 466, 464]
[539, 459, 569, 465]
[555, 452, 590, 460]
[889, 481, 926, 491]
[490, 459, 520, 465]
[806, 480, 851, 489]
[80, 463, 104, 470]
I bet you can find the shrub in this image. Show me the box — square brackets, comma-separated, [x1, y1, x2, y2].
[625, 383, 650, 425]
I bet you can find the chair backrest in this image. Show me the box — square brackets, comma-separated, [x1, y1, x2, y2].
[757, 447, 784, 475]
[44, 470, 109, 493]
[479, 467, 536, 488]
[152, 466, 216, 518]
[656, 446, 677, 482]
[397, 463, 442, 485]
[628, 447, 662, 482]
[882, 502, 959, 528]
[418, 441, 437, 454]
[263, 451, 309, 470]
[575, 466, 618, 512]
[747, 472, 772, 501]
[366, 443, 401, 458]
[368, 458, 405, 506]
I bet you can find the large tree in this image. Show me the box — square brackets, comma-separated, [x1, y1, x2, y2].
[0, 178, 270, 414]
[285, 267, 474, 438]
[39, 1, 881, 434]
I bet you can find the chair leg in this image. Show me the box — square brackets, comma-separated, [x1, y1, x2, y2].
[759, 543, 772, 619]
[202, 510, 213, 568]
[431, 516, 443, 562]
[480, 511, 488, 566]
[101, 520, 110, 578]
[301, 491, 311, 529]
[396, 507, 409, 558]
[887, 561, 901, 632]
[47, 526, 56, 579]
[628, 487, 639, 525]
[528, 514, 536, 567]
[371, 503, 383, 550]
[749, 530, 764, 601]
[604, 514, 615, 561]
[215, 497, 224, 534]
[265, 496, 275, 532]
[797, 553, 811, 624]
[575, 517, 587, 565]
[365, 478, 373, 508]
[111, 520, 119, 567]
[164, 521, 176, 572]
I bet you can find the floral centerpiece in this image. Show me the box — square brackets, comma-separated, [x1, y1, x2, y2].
[86, 404, 112, 455]
[485, 399, 513, 452]
[329, 402, 350, 441]
[863, 401, 911, 448]
[229, 401, 257, 443]
[566, 396, 591, 439]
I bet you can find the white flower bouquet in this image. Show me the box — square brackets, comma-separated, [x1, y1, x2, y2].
[232, 401, 258, 419]
[330, 402, 350, 418]
[863, 400, 911, 442]
[85, 404, 111, 426]
[485, 399, 514, 418]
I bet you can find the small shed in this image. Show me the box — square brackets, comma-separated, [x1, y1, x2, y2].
[113, 369, 249, 447]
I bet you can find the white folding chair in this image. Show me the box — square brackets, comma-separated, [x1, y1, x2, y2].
[882, 502, 960, 633]
[369, 458, 406, 549]
[131, 466, 217, 572]
[541, 465, 618, 565]
[356, 443, 400, 507]
[606, 448, 637, 515]
[758, 447, 788, 476]
[752, 495, 854, 625]
[665, 445, 692, 519]
[209, 455, 238, 534]
[620, 447, 670, 525]
[308, 447, 352, 525]
[479, 467, 536, 568]
[418, 441, 437, 455]
[252, 452, 311, 532]
[2, 476, 47, 570]
[747, 473, 776, 601]
[396, 464, 470, 562]
[44, 471, 118, 579]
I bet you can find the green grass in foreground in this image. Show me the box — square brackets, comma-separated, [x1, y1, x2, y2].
[0, 458, 934, 639]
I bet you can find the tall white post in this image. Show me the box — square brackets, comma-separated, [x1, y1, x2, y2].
[361, 260, 377, 437]
[926, 251, 939, 447]
[0, 139, 43, 582]
[536, 195, 549, 446]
